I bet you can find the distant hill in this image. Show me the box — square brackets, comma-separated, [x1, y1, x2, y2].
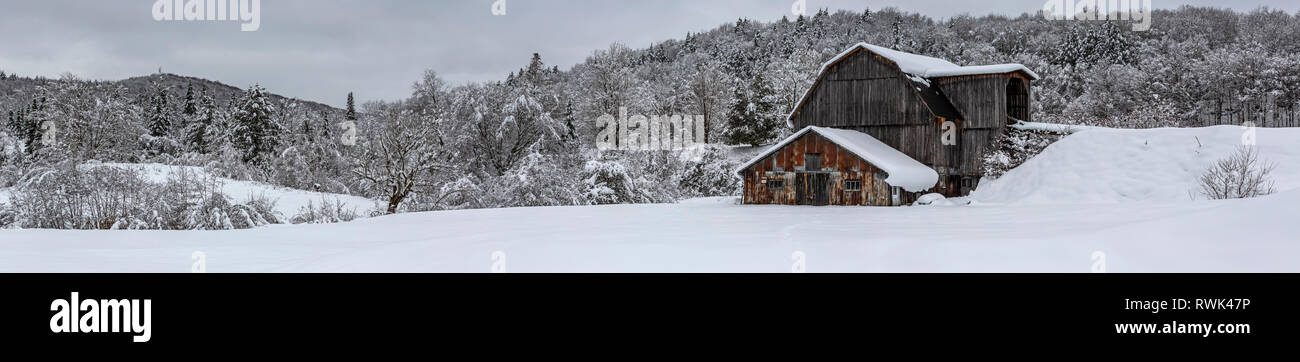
[0, 72, 344, 118]
[117, 73, 344, 115]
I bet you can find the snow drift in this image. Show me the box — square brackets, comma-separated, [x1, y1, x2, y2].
[972, 126, 1300, 204]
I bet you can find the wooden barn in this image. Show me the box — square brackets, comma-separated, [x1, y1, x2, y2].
[738, 42, 1040, 204]
[737, 43, 1038, 206]
[735, 126, 939, 206]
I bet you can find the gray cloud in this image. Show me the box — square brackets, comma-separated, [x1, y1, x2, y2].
[2, 0, 1295, 107]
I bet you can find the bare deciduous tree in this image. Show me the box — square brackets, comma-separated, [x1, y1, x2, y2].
[1199, 146, 1277, 200]
[352, 103, 451, 214]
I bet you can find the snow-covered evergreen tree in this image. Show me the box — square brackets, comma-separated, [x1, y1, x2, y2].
[230, 85, 281, 164]
[724, 73, 780, 146]
[24, 97, 52, 154]
[185, 90, 219, 154]
[345, 92, 357, 122]
[146, 84, 173, 138]
[182, 83, 198, 117]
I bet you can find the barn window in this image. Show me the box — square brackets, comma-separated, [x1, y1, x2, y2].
[767, 179, 785, 190]
[844, 180, 862, 191]
[805, 153, 822, 171]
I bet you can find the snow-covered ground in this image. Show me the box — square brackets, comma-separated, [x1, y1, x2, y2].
[0, 126, 1295, 273]
[973, 125, 1300, 204]
[0, 191, 1292, 273]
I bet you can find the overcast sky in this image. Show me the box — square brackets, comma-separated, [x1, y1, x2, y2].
[1, 0, 1295, 107]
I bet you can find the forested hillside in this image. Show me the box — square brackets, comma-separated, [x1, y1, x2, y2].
[2, 6, 1298, 229]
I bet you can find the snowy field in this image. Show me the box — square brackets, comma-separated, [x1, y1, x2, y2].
[0, 126, 1295, 273]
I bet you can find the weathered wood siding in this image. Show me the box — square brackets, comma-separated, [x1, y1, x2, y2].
[793, 51, 935, 128]
[932, 75, 1005, 129]
[787, 48, 1035, 190]
[789, 50, 951, 172]
[931, 72, 1032, 175]
[740, 132, 918, 206]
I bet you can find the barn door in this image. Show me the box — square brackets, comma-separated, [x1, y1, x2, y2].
[813, 174, 829, 205]
[795, 173, 830, 206]
[795, 174, 807, 205]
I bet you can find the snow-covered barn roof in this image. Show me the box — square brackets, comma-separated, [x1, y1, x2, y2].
[852, 43, 1040, 80]
[786, 43, 1039, 125]
[734, 126, 939, 192]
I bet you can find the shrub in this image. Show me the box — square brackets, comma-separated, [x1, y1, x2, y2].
[477, 151, 585, 209]
[581, 158, 655, 205]
[290, 197, 360, 224]
[980, 127, 1063, 179]
[0, 202, 14, 228]
[10, 163, 280, 230]
[0, 163, 22, 189]
[231, 193, 281, 227]
[677, 145, 740, 198]
[1199, 146, 1277, 200]
[140, 134, 183, 160]
[12, 164, 149, 229]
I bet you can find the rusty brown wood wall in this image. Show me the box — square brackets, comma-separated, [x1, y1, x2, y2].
[740, 131, 914, 206]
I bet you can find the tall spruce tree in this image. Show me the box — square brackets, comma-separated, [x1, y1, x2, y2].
[147, 86, 172, 137]
[231, 85, 280, 164]
[25, 98, 49, 153]
[185, 90, 218, 154]
[525, 53, 545, 85]
[345, 92, 357, 121]
[10, 110, 25, 143]
[319, 111, 333, 141]
[182, 83, 198, 116]
[892, 16, 905, 49]
[724, 73, 779, 147]
[725, 85, 754, 146]
[750, 73, 778, 136]
[301, 116, 313, 143]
